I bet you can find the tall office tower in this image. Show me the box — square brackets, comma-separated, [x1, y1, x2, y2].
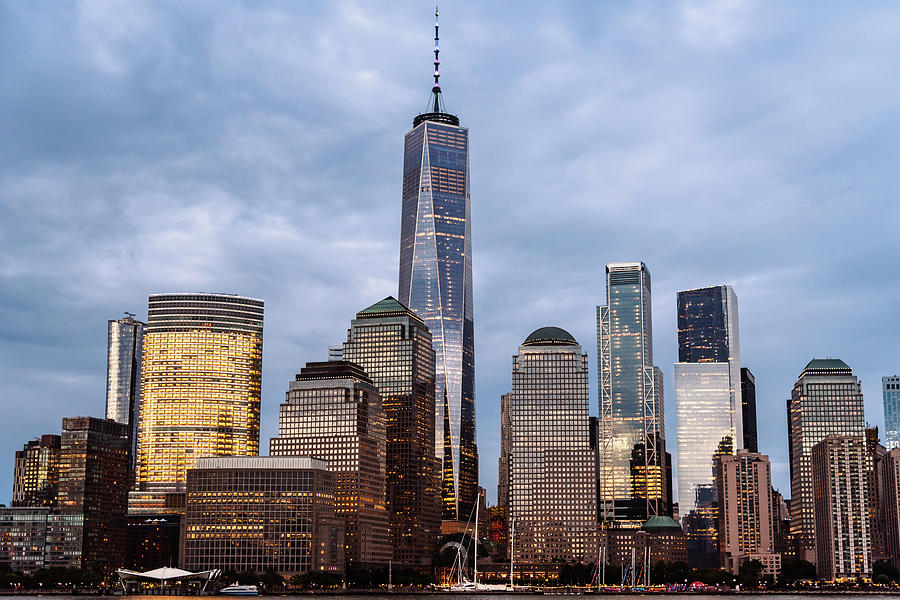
[787, 359, 865, 562]
[741, 368, 758, 452]
[865, 428, 888, 563]
[58, 417, 130, 573]
[341, 297, 440, 568]
[597, 262, 668, 525]
[398, 6, 476, 523]
[885, 376, 900, 450]
[498, 393, 511, 508]
[11, 435, 61, 507]
[270, 361, 389, 567]
[106, 315, 146, 470]
[675, 285, 743, 515]
[811, 435, 871, 580]
[508, 327, 596, 564]
[715, 450, 779, 577]
[882, 447, 900, 573]
[131, 293, 263, 515]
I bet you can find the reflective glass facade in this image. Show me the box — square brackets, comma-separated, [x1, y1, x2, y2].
[133, 293, 263, 511]
[884, 376, 900, 450]
[675, 285, 742, 518]
[741, 368, 758, 453]
[398, 114, 476, 521]
[508, 328, 596, 564]
[341, 297, 440, 567]
[597, 262, 668, 525]
[787, 359, 865, 562]
[184, 457, 344, 576]
[269, 361, 390, 567]
[106, 316, 145, 471]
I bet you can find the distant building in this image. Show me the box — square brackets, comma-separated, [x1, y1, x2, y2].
[882, 447, 900, 573]
[716, 450, 778, 577]
[270, 360, 389, 567]
[812, 435, 871, 580]
[183, 456, 344, 576]
[106, 315, 145, 471]
[11, 435, 61, 507]
[328, 344, 343, 361]
[131, 293, 263, 516]
[865, 428, 889, 564]
[597, 262, 669, 526]
[125, 516, 181, 572]
[341, 297, 440, 568]
[605, 516, 687, 570]
[771, 488, 794, 560]
[787, 359, 865, 563]
[508, 327, 596, 564]
[58, 416, 130, 573]
[741, 368, 758, 452]
[885, 376, 900, 450]
[0, 508, 76, 572]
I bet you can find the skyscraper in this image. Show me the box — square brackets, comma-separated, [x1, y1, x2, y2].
[716, 450, 778, 577]
[341, 297, 440, 568]
[675, 285, 743, 517]
[131, 293, 263, 515]
[884, 376, 900, 450]
[58, 417, 130, 573]
[812, 435, 871, 580]
[270, 361, 389, 567]
[741, 368, 758, 453]
[787, 359, 865, 563]
[106, 315, 145, 471]
[597, 262, 669, 525]
[508, 327, 596, 563]
[881, 447, 900, 573]
[398, 6, 476, 522]
[11, 435, 61, 507]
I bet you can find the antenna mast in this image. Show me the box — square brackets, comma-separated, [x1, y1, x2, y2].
[432, 4, 441, 112]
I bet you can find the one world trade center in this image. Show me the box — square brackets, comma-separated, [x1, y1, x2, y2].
[398, 5, 477, 523]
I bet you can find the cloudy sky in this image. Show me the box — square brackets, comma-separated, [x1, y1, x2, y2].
[2, 1, 898, 505]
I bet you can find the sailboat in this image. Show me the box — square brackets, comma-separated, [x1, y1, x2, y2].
[449, 502, 512, 592]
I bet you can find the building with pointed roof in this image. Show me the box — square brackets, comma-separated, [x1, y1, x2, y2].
[398, 6, 477, 525]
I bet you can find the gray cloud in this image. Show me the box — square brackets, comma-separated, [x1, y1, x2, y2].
[1, 0, 898, 505]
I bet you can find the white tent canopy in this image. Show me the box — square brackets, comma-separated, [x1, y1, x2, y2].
[116, 567, 220, 592]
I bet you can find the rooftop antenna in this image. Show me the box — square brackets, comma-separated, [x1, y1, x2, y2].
[432, 4, 442, 113]
[124, 311, 136, 318]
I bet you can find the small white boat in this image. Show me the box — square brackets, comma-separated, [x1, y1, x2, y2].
[219, 584, 259, 596]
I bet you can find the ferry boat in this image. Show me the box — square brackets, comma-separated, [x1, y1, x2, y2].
[219, 584, 259, 596]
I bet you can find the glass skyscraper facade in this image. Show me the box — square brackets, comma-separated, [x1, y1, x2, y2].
[675, 285, 743, 517]
[341, 297, 440, 568]
[131, 293, 263, 515]
[398, 100, 476, 522]
[884, 376, 900, 450]
[597, 262, 669, 525]
[787, 359, 865, 563]
[741, 368, 758, 453]
[508, 327, 596, 564]
[106, 315, 145, 471]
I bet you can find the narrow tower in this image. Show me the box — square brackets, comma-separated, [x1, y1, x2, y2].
[398, 5, 477, 523]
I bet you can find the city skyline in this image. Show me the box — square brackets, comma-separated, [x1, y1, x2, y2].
[1, 2, 899, 509]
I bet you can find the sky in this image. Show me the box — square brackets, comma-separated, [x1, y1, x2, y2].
[1, 0, 899, 507]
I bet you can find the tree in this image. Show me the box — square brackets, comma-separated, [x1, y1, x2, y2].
[874, 560, 900, 583]
[738, 559, 764, 589]
[778, 557, 816, 587]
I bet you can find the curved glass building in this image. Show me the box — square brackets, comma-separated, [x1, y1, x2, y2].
[131, 293, 263, 514]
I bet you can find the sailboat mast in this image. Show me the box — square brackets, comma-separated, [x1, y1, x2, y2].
[630, 547, 635, 588]
[509, 518, 514, 589]
[473, 501, 478, 584]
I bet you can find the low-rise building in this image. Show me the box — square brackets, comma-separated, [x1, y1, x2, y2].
[183, 456, 344, 576]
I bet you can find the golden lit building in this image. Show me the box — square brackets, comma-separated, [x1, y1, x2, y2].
[130, 293, 263, 515]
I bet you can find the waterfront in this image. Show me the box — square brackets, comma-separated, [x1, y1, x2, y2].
[2, 595, 900, 599]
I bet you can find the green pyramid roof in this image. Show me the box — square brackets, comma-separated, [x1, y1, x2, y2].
[357, 297, 421, 321]
[804, 358, 850, 371]
[641, 516, 682, 531]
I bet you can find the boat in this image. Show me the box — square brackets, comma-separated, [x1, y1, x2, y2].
[448, 501, 514, 592]
[219, 584, 259, 596]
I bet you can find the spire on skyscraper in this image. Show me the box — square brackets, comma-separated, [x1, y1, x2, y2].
[414, 4, 459, 127]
